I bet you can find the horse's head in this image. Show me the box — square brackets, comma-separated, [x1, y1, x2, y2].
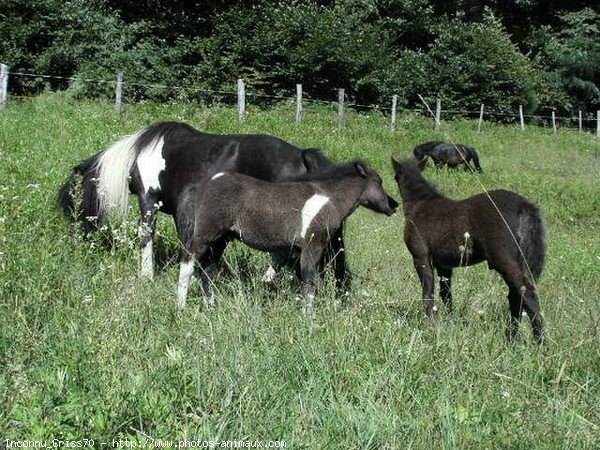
[355, 162, 398, 216]
[391, 157, 443, 203]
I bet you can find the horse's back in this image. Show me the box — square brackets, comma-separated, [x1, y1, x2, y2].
[466, 190, 536, 248]
[194, 173, 314, 250]
[142, 124, 311, 211]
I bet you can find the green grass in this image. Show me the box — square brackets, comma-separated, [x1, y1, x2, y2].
[1, 94, 599, 448]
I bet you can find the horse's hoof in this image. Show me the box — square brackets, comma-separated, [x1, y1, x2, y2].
[261, 266, 277, 283]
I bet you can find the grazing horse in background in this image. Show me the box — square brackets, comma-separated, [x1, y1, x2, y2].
[391, 158, 546, 342]
[413, 141, 482, 172]
[58, 121, 397, 289]
[176, 161, 397, 310]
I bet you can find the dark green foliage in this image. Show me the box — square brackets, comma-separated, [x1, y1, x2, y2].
[1, 0, 598, 113]
[530, 8, 600, 112]
[375, 13, 538, 112]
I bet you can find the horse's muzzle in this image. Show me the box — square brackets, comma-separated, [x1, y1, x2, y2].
[387, 194, 399, 212]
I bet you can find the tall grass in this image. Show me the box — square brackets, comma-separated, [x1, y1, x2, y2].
[0, 94, 598, 447]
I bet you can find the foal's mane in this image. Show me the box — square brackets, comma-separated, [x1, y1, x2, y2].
[295, 159, 368, 181]
[397, 159, 443, 201]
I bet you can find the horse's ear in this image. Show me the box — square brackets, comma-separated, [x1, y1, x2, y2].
[391, 157, 401, 173]
[355, 161, 368, 177]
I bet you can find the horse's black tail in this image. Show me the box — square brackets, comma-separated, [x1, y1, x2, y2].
[176, 185, 198, 254]
[516, 203, 547, 282]
[470, 147, 483, 172]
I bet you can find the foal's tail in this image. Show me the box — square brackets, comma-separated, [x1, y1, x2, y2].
[57, 130, 142, 232]
[176, 185, 197, 253]
[516, 203, 547, 281]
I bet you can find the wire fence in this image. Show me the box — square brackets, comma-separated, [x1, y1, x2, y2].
[1, 66, 599, 136]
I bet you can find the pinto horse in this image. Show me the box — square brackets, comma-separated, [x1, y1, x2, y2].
[58, 122, 396, 288]
[391, 158, 546, 342]
[413, 141, 482, 172]
[176, 161, 396, 310]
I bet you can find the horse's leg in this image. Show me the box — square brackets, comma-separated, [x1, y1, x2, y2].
[413, 255, 435, 316]
[262, 252, 286, 282]
[437, 267, 453, 312]
[326, 227, 351, 293]
[137, 193, 159, 279]
[177, 241, 216, 308]
[495, 260, 544, 343]
[506, 286, 522, 342]
[197, 238, 228, 306]
[177, 253, 196, 309]
[522, 288, 543, 344]
[299, 244, 325, 316]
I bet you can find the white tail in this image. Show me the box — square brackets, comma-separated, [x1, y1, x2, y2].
[94, 130, 142, 221]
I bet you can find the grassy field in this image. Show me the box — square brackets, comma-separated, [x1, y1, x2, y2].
[1, 94, 599, 448]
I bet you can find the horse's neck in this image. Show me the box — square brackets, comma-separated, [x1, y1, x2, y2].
[400, 197, 421, 217]
[318, 177, 364, 217]
[399, 183, 432, 216]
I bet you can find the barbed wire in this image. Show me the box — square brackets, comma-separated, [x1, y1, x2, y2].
[4, 70, 599, 123]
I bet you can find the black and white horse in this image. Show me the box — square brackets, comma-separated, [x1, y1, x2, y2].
[176, 161, 397, 309]
[58, 121, 396, 288]
[413, 141, 482, 172]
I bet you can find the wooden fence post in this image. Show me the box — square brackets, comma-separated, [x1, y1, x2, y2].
[578, 111, 582, 133]
[434, 98, 441, 132]
[237, 79, 245, 122]
[390, 94, 398, 132]
[519, 105, 525, 131]
[0, 64, 8, 109]
[337, 88, 345, 131]
[477, 104, 484, 132]
[552, 110, 557, 133]
[114, 72, 123, 115]
[295, 84, 302, 123]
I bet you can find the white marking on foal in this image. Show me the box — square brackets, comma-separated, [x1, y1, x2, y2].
[261, 265, 277, 283]
[137, 137, 166, 193]
[211, 172, 225, 180]
[177, 257, 196, 309]
[300, 194, 329, 238]
[141, 241, 153, 279]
